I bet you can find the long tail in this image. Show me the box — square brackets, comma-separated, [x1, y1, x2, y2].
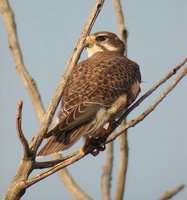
[37, 130, 82, 156]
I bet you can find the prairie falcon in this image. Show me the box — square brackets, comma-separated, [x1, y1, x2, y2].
[38, 31, 141, 156]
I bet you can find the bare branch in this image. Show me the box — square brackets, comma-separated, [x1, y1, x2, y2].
[113, 1, 129, 199]
[158, 184, 185, 200]
[113, 0, 128, 44]
[0, 0, 45, 122]
[27, 139, 111, 187]
[114, 123, 128, 200]
[101, 143, 113, 200]
[27, 139, 107, 186]
[16, 100, 30, 158]
[65, 0, 106, 77]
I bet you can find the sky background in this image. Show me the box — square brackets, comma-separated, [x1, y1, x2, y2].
[0, 0, 187, 199]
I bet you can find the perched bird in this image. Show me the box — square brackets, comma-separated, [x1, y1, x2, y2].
[38, 31, 141, 156]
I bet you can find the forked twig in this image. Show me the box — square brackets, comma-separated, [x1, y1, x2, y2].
[16, 100, 30, 158]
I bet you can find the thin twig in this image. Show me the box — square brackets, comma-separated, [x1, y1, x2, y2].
[34, 151, 79, 169]
[158, 184, 185, 200]
[113, 0, 128, 47]
[101, 143, 113, 200]
[35, 158, 68, 169]
[114, 123, 128, 200]
[16, 100, 30, 158]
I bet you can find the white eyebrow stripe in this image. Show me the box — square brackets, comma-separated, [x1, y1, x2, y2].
[102, 43, 119, 51]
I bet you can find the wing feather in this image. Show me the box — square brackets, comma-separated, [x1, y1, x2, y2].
[38, 51, 141, 156]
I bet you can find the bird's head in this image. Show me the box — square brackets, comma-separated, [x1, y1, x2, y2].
[85, 31, 125, 57]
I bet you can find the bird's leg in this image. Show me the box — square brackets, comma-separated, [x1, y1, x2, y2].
[80, 121, 117, 156]
[93, 120, 118, 152]
[80, 136, 90, 155]
[80, 136, 105, 156]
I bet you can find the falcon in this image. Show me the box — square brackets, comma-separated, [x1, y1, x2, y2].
[38, 31, 141, 156]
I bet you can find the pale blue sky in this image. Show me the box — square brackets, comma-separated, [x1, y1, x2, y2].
[1, 0, 187, 199]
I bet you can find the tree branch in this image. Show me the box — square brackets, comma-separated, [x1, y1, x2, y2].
[114, 122, 128, 200]
[0, 0, 45, 123]
[113, 1, 129, 199]
[34, 155, 75, 169]
[158, 184, 185, 200]
[101, 143, 113, 200]
[113, 0, 128, 46]
[16, 100, 30, 159]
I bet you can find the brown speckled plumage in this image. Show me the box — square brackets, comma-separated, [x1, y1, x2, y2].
[38, 32, 141, 156]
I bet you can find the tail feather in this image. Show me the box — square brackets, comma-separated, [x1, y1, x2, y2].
[37, 117, 100, 156]
[37, 130, 82, 156]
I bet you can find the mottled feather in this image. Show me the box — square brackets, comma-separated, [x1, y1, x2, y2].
[38, 32, 141, 156]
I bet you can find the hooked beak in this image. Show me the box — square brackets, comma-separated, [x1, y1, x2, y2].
[84, 36, 95, 48]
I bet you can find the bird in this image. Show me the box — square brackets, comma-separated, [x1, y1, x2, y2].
[38, 31, 141, 156]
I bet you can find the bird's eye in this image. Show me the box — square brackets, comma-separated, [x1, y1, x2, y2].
[96, 36, 106, 42]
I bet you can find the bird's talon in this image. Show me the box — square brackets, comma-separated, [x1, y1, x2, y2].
[91, 149, 100, 156]
[99, 144, 106, 151]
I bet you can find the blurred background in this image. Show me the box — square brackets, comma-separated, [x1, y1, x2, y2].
[0, 0, 187, 199]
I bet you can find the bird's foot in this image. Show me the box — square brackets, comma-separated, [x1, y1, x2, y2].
[81, 137, 106, 156]
[81, 121, 116, 156]
[90, 137, 106, 156]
